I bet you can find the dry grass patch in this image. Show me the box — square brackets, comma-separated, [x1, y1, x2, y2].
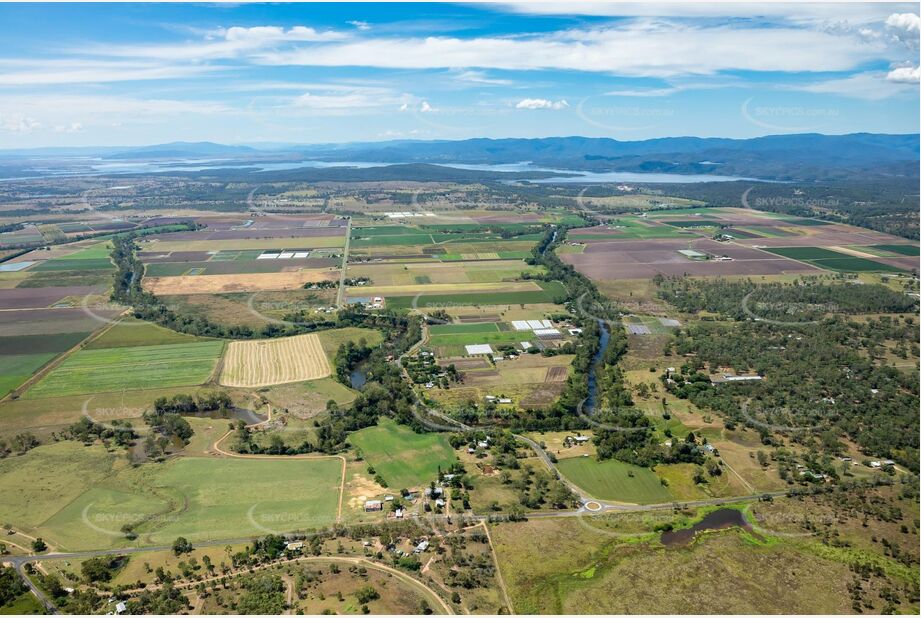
[220, 333, 331, 387]
[144, 270, 337, 294]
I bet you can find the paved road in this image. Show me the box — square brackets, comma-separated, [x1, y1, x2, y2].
[336, 217, 352, 308]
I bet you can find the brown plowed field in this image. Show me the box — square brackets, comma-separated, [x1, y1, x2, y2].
[143, 269, 337, 294]
[219, 333, 332, 387]
[562, 238, 820, 281]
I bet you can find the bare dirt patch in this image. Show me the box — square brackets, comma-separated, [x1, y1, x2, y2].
[144, 270, 337, 294]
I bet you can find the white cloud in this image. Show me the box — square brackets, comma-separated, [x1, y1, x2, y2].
[0, 113, 41, 133]
[0, 60, 215, 85]
[83, 25, 347, 62]
[887, 65, 921, 82]
[795, 71, 917, 100]
[515, 98, 569, 110]
[55, 122, 84, 134]
[498, 2, 912, 26]
[886, 13, 920, 32]
[420, 101, 434, 112]
[347, 21, 371, 31]
[603, 87, 678, 97]
[452, 70, 512, 86]
[252, 23, 888, 77]
[293, 89, 406, 110]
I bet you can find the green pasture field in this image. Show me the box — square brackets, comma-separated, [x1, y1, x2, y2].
[865, 244, 919, 257]
[774, 217, 831, 226]
[349, 417, 458, 489]
[31, 258, 114, 272]
[0, 352, 56, 398]
[352, 226, 424, 236]
[316, 327, 384, 358]
[429, 330, 536, 348]
[556, 456, 672, 504]
[420, 223, 541, 233]
[57, 242, 112, 260]
[138, 456, 342, 544]
[721, 228, 762, 239]
[24, 340, 224, 399]
[85, 318, 213, 349]
[661, 220, 718, 228]
[738, 226, 795, 238]
[429, 323, 501, 335]
[0, 592, 44, 614]
[440, 251, 532, 261]
[387, 281, 566, 309]
[0, 442, 342, 549]
[0, 441, 117, 534]
[0, 331, 91, 397]
[15, 269, 112, 287]
[570, 221, 691, 240]
[764, 247, 904, 273]
[644, 206, 721, 216]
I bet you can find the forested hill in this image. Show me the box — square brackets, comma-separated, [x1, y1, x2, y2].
[293, 133, 919, 182]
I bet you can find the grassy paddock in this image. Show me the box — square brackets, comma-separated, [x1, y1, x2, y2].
[24, 340, 224, 399]
[556, 456, 672, 504]
[349, 417, 457, 489]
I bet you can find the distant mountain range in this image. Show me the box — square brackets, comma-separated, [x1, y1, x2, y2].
[286, 133, 919, 182]
[1, 133, 917, 182]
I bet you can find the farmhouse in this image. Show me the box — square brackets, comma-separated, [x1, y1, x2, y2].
[364, 500, 383, 511]
[285, 541, 304, 552]
[414, 540, 430, 553]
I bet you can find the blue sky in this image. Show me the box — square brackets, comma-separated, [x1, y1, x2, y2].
[0, 2, 917, 147]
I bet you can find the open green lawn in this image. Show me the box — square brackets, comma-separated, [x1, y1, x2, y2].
[349, 417, 457, 489]
[57, 241, 112, 260]
[429, 323, 501, 335]
[0, 442, 342, 550]
[387, 281, 567, 309]
[556, 456, 672, 504]
[866, 244, 919, 257]
[24, 340, 224, 398]
[0, 592, 44, 615]
[316, 327, 384, 359]
[0, 332, 91, 396]
[139, 456, 342, 544]
[85, 318, 213, 349]
[764, 247, 904, 273]
[0, 352, 56, 398]
[429, 330, 535, 348]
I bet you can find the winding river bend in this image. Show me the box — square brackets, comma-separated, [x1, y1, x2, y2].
[584, 319, 610, 415]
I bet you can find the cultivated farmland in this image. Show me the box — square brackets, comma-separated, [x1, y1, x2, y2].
[220, 333, 332, 387]
[24, 340, 224, 398]
[349, 418, 458, 489]
[556, 456, 672, 504]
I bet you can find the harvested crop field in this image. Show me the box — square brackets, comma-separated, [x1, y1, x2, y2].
[143, 269, 338, 294]
[562, 238, 819, 281]
[0, 285, 106, 309]
[763, 247, 906, 273]
[219, 333, 331, 387]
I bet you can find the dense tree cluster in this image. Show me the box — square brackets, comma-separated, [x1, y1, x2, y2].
[657, 276, 918, 319]
[666, 317, 919, 470]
